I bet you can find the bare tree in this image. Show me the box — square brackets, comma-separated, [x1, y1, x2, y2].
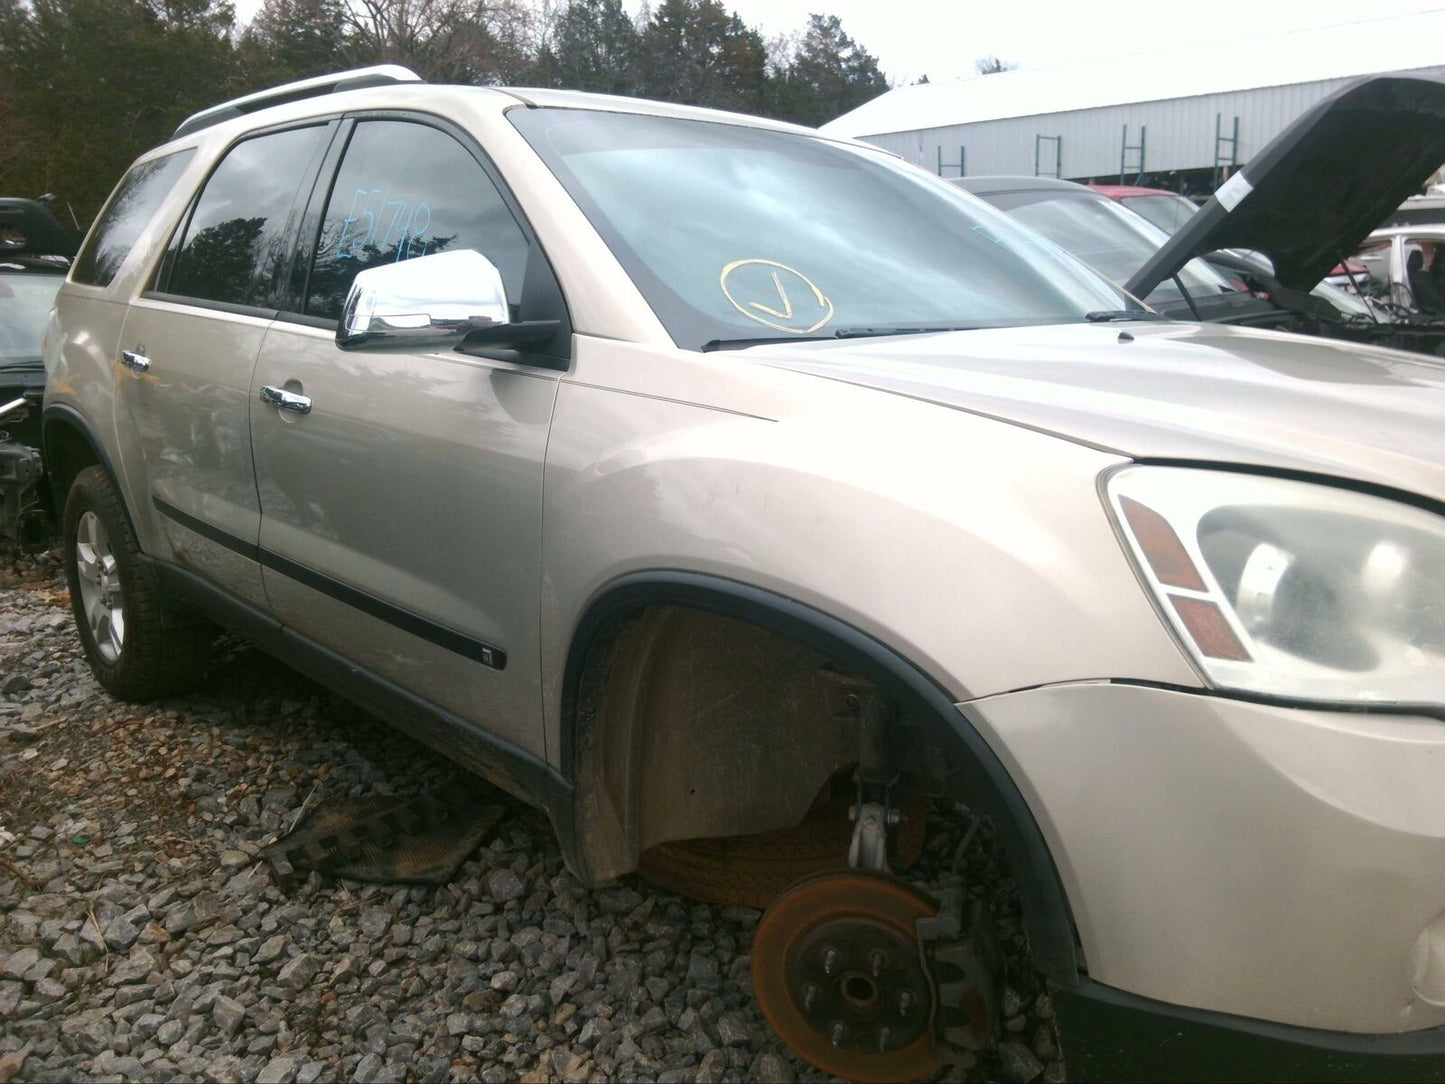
[974, 54, 1017, 75]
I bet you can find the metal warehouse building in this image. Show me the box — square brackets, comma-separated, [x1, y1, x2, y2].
[820, 11, 1445, 193]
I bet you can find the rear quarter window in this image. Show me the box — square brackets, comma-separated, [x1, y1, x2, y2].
[70, 150, 195, 288]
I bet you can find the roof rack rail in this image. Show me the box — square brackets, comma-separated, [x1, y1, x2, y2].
[172, 65, 424, 140]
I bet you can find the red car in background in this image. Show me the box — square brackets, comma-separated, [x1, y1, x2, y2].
[1089, 183, 1368, 279]
[1089, 184, 1203, 234]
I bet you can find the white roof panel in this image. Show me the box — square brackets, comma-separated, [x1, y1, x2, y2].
[821, 10, 1445, 138]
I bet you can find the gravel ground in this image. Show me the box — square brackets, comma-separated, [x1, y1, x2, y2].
[0, 544, 1066, 1084]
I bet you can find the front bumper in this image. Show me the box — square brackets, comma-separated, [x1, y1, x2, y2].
[964, 682, 1445, 1035]
[1054, 979, 1445, 1083]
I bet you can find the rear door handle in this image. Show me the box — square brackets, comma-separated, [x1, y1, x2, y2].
[259, 385, 312, 415]
[119, 349, 149, 373]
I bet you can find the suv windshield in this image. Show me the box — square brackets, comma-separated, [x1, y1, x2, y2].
[509, 109, 1133, 350]
[985, 190, 1239, 308]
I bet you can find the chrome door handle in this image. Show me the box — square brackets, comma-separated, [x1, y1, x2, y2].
[259, 385, 312, 415]
[119, 349, 150, 373]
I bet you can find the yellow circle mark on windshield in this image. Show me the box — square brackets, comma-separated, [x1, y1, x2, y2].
[720, 259, 835, 334]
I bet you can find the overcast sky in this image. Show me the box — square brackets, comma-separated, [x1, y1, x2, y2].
[232, 0, 1445, 86]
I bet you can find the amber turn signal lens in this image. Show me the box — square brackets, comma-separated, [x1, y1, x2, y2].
[1119, 496, 1207, 591]
[1169, 595, 1252, 661]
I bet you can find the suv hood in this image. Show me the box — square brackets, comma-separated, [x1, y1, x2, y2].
[753, 322, 1445, 499]
[1126, 74, 1445, 298]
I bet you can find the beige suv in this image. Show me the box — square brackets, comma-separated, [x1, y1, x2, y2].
[43, 67, 1445, 1081]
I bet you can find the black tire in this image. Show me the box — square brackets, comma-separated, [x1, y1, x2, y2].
[62, 465, 210, 700]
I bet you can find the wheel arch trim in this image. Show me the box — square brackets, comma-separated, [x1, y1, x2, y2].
[559, 569, 1082, 983]
[42, 404, 139, 540]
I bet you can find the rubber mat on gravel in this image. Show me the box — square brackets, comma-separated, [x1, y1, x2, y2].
[262, 782, 505, 885]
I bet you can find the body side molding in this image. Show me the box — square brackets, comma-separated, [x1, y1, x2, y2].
[150, 496, 506, 669]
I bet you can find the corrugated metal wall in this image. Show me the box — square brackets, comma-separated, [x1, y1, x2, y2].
[863, 66, 1445, 182]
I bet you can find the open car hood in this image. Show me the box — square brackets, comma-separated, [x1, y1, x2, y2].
[1126, 74, 1445, 298]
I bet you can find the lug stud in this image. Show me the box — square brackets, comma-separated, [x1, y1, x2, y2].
[877, 1026, 892, 1052]
[802, 983, 818, 1011]
[898, 990, 912, 1017]
[869, 949, 887, 976]
[823, 948, 839, 975]
[830, 1022, 847, 1048]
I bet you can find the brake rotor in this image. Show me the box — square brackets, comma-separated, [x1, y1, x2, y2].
[752, 871, 943, 1083]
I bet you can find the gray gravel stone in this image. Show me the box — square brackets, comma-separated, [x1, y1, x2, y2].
[213, 994, 247, 1038]
[277, 952, 319, 990]
[717, 1011, 751, 1046]
[1, 947, 39, 979]
[358, 906, 391, 939]
[257, 1053, 302, 1083]
[486, 867, 526, 902]
[489, 969, 518, 991]
[254, 934, 286, 965]
[998, 1040, 1046, 1083]
[694, 1048, 727, 1083]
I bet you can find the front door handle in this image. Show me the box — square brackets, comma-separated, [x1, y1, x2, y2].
[119, 349, 150, 373]
[259, 385, 312, 415]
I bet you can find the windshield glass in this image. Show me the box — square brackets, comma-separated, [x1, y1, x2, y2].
[1121, 193, 1199, 235]
[985, 191, 1239, 307]
[509, 109, 1134, 349]
[0, 269, 63, 364]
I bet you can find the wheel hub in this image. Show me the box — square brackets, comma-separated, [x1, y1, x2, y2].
[786, 919, 931, 1056]
[74, 510, 125, 663]
[753, 871, 944, 1083]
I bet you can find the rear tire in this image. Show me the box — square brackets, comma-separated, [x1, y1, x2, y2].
[63, 466, 210, 700]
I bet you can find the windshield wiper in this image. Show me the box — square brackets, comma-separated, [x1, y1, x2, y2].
[701, 326, 984, 351]
[831, 325, 975, 338]
[700, 335, 836, 352]
[1083, 310, 1168, 323]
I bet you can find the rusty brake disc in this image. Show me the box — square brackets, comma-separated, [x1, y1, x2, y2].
[752, 870, 944, 1083]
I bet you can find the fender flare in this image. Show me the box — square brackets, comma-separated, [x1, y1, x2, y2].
[560, 569, 1082, 983]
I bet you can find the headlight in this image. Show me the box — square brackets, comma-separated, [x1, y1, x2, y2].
[1105, 466, 1445, 705]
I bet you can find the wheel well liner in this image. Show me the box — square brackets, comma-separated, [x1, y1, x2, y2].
[561, 570, 1081, 983]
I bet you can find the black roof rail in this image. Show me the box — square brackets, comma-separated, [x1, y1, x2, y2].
[172, 65, 424, 140]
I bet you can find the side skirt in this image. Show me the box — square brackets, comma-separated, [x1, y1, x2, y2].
[140, 556, 576, 849]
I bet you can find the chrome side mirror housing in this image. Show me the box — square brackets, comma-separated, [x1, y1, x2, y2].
[337, 249, 510, 352]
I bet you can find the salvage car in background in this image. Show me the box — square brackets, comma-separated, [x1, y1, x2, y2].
[0, 198, 74, 545]
[1350, 224, 1445, 316]
[41, 67, 1445, 1082]
[1088, 183, 1201, 233]
[957, 175, 1424, 354]
[955, 175, 1268, 321]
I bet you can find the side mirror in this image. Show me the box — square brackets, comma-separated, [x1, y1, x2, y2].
[336, 249, 557, 353]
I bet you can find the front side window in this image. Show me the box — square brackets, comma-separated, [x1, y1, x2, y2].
[303, 121, 529, 321]
[509, 109, 1131, 350]
[71, 150, 194, 288]
[167, 125, 326, 308]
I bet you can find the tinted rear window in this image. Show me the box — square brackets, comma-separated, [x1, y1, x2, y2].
[71, 150, 194, 288]
[168, 125, 326, 308]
